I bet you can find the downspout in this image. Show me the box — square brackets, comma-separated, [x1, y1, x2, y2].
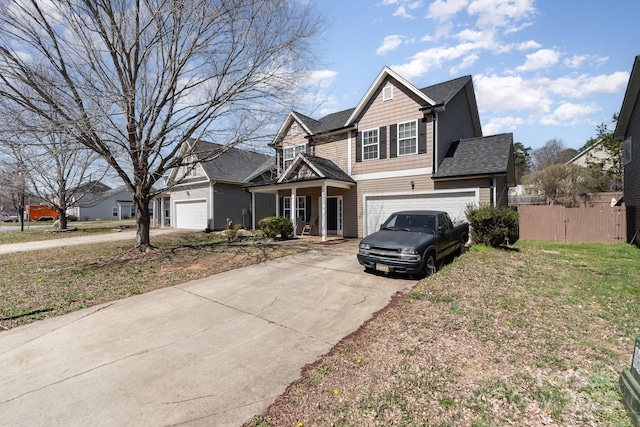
[347, 130, 353, 176]
[433, 112, 438, 173]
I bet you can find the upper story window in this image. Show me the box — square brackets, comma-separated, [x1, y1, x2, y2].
[624, 136, 633, 164]
[283, 144, 307, 170]
[362, 128, 379, 161]
[291, 123, 299, 136]
[397, 120, 417, 156]
[382, 85, 393, 101]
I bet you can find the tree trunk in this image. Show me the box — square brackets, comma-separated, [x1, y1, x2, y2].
[57, 207, 68, 230]
[135, 197, 153, 252]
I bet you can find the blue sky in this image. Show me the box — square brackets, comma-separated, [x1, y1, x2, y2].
[299, 0, 640, 150]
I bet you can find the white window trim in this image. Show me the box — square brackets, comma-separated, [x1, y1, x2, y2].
[382, 85, 393, 101]
[362, 128, 379, 161]
[397, 119, 418, 156]
[296, 196, 306, 220]
[283, 196, 306, 220]
[291, 123, 298, 136]
[283, 144, 307, 170]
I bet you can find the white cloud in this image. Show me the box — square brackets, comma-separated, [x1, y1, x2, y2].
[546, 72, 630, 99]
[304, 69, 339, 88]
[391, 42, 476, 79]
[451, 53, 479, 73]
[474, 74, 552, 115]
[467, 0, 536, 30]
[518, 40, 542, 50]
[516, 48, 561, 72]
[377, 35, 405, 55]
[539, 102, 600, 126]
[564, 55, 587, 68]
[482, 116, 524, 135]
[427, 0, 468, 22]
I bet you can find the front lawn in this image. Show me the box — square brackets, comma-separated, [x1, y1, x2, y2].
[0, 220, 138, 244]
[0, 231, 305, 330]
[248, 241, 640, 426]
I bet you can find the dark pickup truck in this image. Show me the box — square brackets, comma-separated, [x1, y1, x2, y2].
[357, 210, 469, 277]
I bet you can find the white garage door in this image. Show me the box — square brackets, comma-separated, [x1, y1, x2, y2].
[175, 200, 208, 230]
[364, 190, 477, 236]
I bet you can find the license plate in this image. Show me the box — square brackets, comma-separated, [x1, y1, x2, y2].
[376, 263, 389, 273]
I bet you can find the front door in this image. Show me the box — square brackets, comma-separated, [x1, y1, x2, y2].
[325, 196, 343, 236]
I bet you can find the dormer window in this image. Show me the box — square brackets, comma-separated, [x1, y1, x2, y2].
[382, 85, 393, 101]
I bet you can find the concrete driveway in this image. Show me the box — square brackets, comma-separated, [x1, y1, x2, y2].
[0, 240, 415, 426]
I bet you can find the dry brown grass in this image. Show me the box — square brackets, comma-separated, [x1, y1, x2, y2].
[0, 231, 305, 330]
[247, 241, 639, 427]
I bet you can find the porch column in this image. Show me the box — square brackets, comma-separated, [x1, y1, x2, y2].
[160, 197, 165, 228]
[321, 182, 327, 242]
[251, 191, 256, 231]
[291, 188, 297, 237]
[275, 193, 280, 217]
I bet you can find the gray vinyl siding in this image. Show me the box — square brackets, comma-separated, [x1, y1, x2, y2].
[624, 90, 640, 243]
[254, 193, 276, 226]
[76, 190, 135, 221]
[212, 183, 253, 230]
[436, 85, 481, 169]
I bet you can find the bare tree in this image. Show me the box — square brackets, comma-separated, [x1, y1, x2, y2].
[531, 138, 568, 171]
[6, 128, 108, 230]
[0, 0, 320, 250]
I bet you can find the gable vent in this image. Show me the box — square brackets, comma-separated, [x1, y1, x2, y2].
[382, 86, 393, 101]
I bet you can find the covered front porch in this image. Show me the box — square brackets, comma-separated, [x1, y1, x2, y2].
[248, 153, 356, 241]
[249, 179, 353, 241]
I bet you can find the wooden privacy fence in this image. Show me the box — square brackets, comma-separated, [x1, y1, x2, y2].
[517, 205, 626, 244]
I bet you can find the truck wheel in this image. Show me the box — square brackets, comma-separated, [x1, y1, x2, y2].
[458, 233, 468, 256]
[423, 252, 437, 277]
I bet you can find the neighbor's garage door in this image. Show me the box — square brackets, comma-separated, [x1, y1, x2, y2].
[364, 191, 477, 236]
[175, 200, 208, 230]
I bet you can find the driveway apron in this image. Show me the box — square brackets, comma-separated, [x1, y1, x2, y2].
[0, 240, 414, 426]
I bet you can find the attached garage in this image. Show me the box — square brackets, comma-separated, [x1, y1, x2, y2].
[174, 200, 208, 230]
[363, 189, 478, 236]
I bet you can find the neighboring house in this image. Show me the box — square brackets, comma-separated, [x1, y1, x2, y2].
[67, 184, 139, 221]
[614, 55, 640, 244]
[248, 67, 515, 240]
[164, 140, 275, 230]
[566, 144, 610, 167]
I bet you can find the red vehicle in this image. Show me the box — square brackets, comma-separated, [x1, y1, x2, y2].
[26, 205, 59, 221]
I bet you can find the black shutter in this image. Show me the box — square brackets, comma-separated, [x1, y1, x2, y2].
[390, 124, 397, 158]
[418, 119, 427, 154]
[305, 196, 311, 222]
[379, 126, 387, 159]
[279, 197, 284, 218]
[356, 131, 362, 162]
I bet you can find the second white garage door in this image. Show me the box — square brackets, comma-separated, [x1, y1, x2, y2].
[175, 200, 208, 230]
[364, 190, 478, 236]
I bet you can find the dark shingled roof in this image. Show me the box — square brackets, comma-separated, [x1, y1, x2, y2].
[420, 75, 470, 105]
[433, 133, 513, 179]
[193, 140, 275, 183]
[302, 154, 355, 183]
[294, 108, 355, 134]
[291, 75, 470, 136]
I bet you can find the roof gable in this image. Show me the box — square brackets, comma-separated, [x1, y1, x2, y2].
[433, 133, 513, 179]
[345, 67, 435, 125]
[614, 55, 640, 141]
[277, 154, 355, 184]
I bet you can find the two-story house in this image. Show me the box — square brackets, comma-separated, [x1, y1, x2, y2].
[248, 67, 515, 241]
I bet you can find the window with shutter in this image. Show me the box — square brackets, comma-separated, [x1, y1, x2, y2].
[362, 128, 379, 160]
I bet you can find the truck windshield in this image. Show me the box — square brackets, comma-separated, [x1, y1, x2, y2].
[382, 214, 436, 233]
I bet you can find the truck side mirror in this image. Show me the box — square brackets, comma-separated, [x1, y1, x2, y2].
[438, 225, 444, 234]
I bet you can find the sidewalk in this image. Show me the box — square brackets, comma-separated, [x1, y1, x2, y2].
[0, 228, 180, 255]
